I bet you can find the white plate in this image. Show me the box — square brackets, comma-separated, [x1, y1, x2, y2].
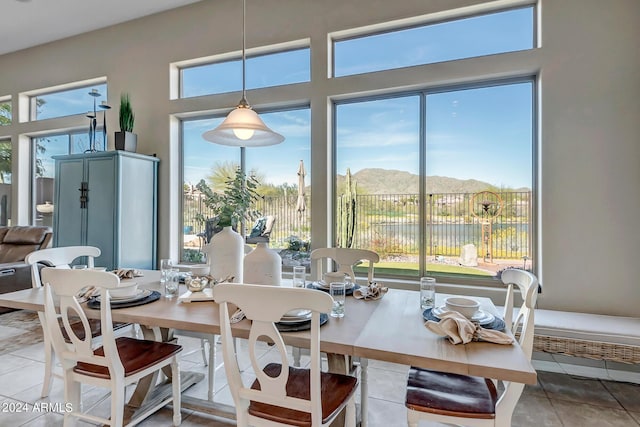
[97, 289, 150, 303]
[278, 316, 312, 324]
[431, 306, 495, 325]
[283, 309, 311, 318]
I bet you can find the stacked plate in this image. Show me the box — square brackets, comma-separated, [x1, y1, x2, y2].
[431, 305, 496, 326]
[97, 289, 152, 305]
[279, 309, 312, 324]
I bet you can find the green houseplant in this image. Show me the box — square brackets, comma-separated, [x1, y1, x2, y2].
[195, 167, 261, 230]
[115, 93, 137, 152]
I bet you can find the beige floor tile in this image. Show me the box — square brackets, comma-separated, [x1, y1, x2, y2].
[179, 411, 236, 426]
[0, 354, 38, 376]
[512, 393, 563, 426]
[365, 396, 409, 427]
[0, 360, 47, 398]
[539, 371, 623, 409]
[551, 399, 639, 427]
[601, 380, 640, 412]
[16, 411, 64, 427]
[522, 378, 546, 397]
[365, 367, 409, 404]
[8, 342, 47, 363]
[0, 397, 43, 426]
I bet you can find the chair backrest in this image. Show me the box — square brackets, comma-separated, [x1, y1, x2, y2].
[262, 215, 276, 236]
[213, 283, 333, 426]
[310, 247, 379, 283]
[41, 268, 122, 374]
[493, 269, 538, 424]
[25, 246, 101, 289]
[501, 268, 538, 358]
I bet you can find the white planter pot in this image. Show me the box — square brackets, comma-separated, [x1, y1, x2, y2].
[244, 242, 282, 286]
[204, 226, 244, 283]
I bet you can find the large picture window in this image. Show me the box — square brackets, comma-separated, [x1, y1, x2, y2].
[0, 99, 11, 126]
[181, 108, 311, 263]
[335, 80, 534, 284]
[32, 130, 105, 227]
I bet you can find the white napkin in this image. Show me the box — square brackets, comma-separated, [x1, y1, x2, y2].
[230, 308, 246, 323]
[425, 310, 513, 345]
[76, 286, 99, 303]
[353, 282, 388, 300]
[112, 269, 144, 279]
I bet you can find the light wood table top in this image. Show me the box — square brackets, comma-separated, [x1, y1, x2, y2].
[0, 272, 536, 385]
[354, 290, 537, 385]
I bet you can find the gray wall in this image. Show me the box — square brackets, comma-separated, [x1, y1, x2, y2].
[0, 0, 638, 316]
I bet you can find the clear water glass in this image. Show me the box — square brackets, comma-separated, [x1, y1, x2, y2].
[164, 268, 179, 298]
[160, 258, 173, 285]
[292, 266, 306, 288]
[420, 277, 436, 310]
[330, 282, 346, 318]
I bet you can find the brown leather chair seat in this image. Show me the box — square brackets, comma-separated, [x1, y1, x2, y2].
[74, 337, 182, 379]
[248, 363, 358, 427]
[405, 367, 498, 419]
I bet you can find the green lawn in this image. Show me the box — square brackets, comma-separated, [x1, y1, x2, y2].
[355, 261, 493, 277]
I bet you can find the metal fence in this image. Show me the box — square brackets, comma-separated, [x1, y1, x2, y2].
[183, 190, 531, 260]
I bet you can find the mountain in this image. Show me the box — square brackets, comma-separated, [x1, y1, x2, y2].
[336, 168, 527, 194]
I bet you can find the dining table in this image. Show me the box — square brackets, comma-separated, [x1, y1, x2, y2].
[0, 270, 536, 426]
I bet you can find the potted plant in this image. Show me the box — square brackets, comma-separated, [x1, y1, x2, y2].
[195, 167, 260, 230]
[115, 93, 137, 152]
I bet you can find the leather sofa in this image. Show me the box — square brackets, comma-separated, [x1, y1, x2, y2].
[0, 226, 52, 314]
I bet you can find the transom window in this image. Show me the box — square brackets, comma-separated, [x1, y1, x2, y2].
[333, 6, 534, 77]
[31, 84, 107, 121]
[180, 47, 310, 98]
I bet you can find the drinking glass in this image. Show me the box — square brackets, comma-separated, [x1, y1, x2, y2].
[160, 259, 173, 285]
[420, 277, 436, 310]
[329, 282, 346, 318]
[292, 266, 306, 288]
[164, 268, 180, 298]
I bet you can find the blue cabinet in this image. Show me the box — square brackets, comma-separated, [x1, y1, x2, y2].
[53, 151, 158, 270]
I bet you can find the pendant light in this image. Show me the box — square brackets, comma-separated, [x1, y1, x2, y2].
[202, 0, 284, 147]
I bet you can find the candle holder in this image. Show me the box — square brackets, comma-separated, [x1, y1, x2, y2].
[85, 89, 110, 152]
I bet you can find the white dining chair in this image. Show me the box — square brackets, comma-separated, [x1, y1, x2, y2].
[310, 247, 379, 284]
[41, 267, 183, 427]
[25, 246, 130, 398]
[213, 283, 358, 427]
[405, 268, 538, 427]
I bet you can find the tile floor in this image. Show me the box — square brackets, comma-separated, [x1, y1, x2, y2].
[0, 331, 638, 427]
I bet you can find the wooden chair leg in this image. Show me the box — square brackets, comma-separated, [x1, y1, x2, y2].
[172, 358, 182, 426]
[64, 372, 81, 427]
[41, 337, 54, 398]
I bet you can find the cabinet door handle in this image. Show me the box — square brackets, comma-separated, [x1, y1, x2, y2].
[79, 181, 89, 208]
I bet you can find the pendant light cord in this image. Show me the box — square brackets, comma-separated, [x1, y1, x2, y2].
[240, 0, 248, 107]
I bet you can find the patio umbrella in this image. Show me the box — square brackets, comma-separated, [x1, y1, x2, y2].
[296, 160, 306, 213]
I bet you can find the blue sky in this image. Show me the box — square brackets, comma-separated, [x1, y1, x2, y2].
[37, 6, 534, 190]
[183, 6, 533, 189]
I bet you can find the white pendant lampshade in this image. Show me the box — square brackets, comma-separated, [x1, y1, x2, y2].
[202, 0, 284, 148]
[202, 103, 284, 147]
